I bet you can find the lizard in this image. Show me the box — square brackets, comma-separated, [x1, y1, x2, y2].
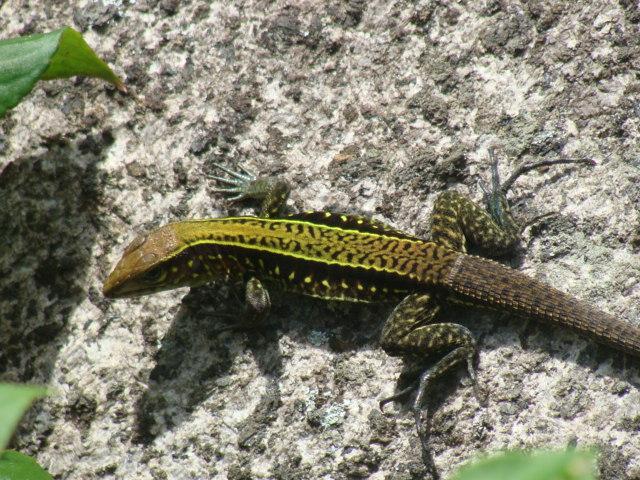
[102, 153, 640, 466]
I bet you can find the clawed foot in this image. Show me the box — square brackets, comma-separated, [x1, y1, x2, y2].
[479, 150, 509, 227]
[499, 153, 595, 194]
[379, 379, 438, 476]
[482, 148, 596, 200]
[481, 148, 595, 231]
[209, 162, 291, 217]
[379, 381, 418, 411]
[210, 276, 273, 334]
[379, 348, 482, 477]
[210, 162, 258, 201]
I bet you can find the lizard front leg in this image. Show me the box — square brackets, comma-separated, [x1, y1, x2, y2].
[212, 276, 273, 334]
[208, 162, 287, 329]
[210, 162, 291, 217]
[244, 276, 271, 321]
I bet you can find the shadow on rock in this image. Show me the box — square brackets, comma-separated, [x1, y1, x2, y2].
[0, 131, 113, 443]
[131, 284, 388, 445]
[132, 284, 285, 445]
[0, 135, 113, 380]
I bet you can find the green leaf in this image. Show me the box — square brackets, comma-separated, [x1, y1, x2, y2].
[0, 384, 47, 451]
[0, 451, 52, 480]
[452, 449, 596, 480]
[0, 26, 125, 117]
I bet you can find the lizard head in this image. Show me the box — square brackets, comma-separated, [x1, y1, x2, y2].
[103, 220, 246, 299]
[103, 224, 199, 298]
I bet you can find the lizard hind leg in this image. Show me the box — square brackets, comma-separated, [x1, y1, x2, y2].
[481, 149, 594, 238]
[430, 188, 519, 257]
[430, 150, 521, 256]
[379, 294, 478, 463]
[430, 149, 594, 257]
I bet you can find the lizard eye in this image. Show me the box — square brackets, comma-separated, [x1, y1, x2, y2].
[141, 268, 166, 284]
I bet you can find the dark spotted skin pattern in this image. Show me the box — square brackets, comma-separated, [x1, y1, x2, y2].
[102, 215, 459, 301]
[103, 160, 639, 468]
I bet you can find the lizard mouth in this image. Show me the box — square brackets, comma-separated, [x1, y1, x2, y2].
[102, 274, 176, 298]
[102, 272, 143, 298]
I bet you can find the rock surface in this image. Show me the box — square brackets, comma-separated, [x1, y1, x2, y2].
[1, 1, 639, 479]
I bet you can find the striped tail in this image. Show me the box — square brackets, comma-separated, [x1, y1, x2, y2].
[443, 254, 640, 356]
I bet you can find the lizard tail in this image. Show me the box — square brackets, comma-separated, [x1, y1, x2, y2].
[443, 254, 640, 356]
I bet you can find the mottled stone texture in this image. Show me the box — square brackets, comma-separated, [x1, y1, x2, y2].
[1, 1, 639, 479]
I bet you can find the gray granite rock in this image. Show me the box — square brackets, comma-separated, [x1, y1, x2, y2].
[1, 1, 639, 478]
